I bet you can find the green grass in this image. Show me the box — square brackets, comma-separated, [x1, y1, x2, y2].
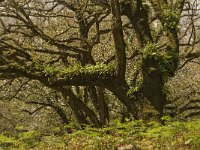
[0, 118, 200, 150]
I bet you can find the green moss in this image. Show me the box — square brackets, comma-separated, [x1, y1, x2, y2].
[0, 134, 16, 148]
[127, 79, 143, 97]
[1, 119, 200, 149]
[33, 63, 115, 80]
[159, 51, 179, 80]
[163, 9, 180, 30]
[141, 42, 179, 80]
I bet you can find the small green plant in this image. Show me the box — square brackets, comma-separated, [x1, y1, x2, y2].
[141, 42, 178, 82]
[142, 42, 159, 59]
[161, 115, 172, 122]
[0, 134, 16, 148]
[18, 131, 41, 148]
[163, 9, 180, 30]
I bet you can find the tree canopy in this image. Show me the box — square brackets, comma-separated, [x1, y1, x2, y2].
[0, 0, 199, 130]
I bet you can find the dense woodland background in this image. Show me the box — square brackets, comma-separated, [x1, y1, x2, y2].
[0, 0, 199, 148]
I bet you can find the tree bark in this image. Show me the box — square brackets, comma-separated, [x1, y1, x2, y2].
[60, 87, 101, 128]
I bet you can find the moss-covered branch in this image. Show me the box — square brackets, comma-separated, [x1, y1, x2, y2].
[0, 63, 115, 87]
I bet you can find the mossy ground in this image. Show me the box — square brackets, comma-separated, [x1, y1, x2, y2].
[0, 118, 200, 150]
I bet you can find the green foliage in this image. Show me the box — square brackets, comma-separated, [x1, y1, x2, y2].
[161, 115, 172, 122]
[142, 42, 159, 60]
[1, 118, 199, 149]
[0, 134, 16, 148]
[127, 79, 143, 97]
[15, 125, 25, 131]
[17, 131, 42, 148]
[142, 42, 178, 80]
[163, 9, 180, 30]
[0, 131, 42, 149]
[184, 120, 200, 149]
[33, 63, 115, 80]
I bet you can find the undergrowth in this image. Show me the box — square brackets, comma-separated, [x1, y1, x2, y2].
[0, 118, 200, 150]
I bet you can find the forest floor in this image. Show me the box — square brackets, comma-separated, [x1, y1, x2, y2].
[0, 117, 200, 150]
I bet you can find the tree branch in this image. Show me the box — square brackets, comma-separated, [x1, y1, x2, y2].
[0, 63, 115, 87]
[110, 0, 126, 81]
